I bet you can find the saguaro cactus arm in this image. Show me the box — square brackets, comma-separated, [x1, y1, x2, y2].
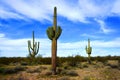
[47, 27, 55, 40]
[55, 26, 62, 39]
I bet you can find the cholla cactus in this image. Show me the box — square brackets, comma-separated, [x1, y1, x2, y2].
[28, 31, 39, 58]
[46, 7, 62, 75]
[85, 39, 92, 64]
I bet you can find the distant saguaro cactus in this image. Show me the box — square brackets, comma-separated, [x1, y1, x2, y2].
[46, 7, 62, 75]
[28, 31, 39, 58]
[85, 39, 92, 64]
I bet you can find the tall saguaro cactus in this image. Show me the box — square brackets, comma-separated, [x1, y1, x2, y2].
[28, 31, 39, 58]
[85, 39, 92, 64]
[46, 7, 62, 75]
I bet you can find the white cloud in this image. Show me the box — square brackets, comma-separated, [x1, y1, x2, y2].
[112, 0, 120, 14]
[0, 33, 5, 38]
[78, 0, 115, 18]
[81, 33, 100, 39]
[0, 35, 120, 57]
[0, 0, 119, 22]
[92, 38, 120, 48]
[94, 19, 115, 34]
[0, 6, 25, 19]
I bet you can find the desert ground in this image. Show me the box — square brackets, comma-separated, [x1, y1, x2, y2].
[0, 60, 120, 80]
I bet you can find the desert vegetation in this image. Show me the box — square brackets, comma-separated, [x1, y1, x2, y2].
[0, 7, 120, 80]
[0, 55, 120, 80]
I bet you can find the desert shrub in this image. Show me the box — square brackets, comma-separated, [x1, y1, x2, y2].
[62, 56, 79, 67]
[40, 57, 51, 64]
[104, 66, 111, 69]
[21, 62, 28, 66]
[57, 57, 62, 67]
[60, 70, 68, 75]
[57, 68, 63, 74]
[3, 68, 17, 74]
[82, 63, 89, 68]
[57, 76, 70, 80]
[76, 63, 88, 69]
[62, 62, 72, 70]
[101, 69, 119, 80]
[83, 76, 91, 80]
[76, 63, 82, 69]
[105, 60, 119, 69]
[66, 70, 78, 76]
[14, 66, 26, 71]
[44, 71, 52, 76]
[109, 64, 119, 68]
[26, 67, 41, 73]
[1, 66, 26, 74]
[39, 66, 47, 70]
[83, 76, 99, 80]
[63, 66, 71, 70]
[94, 62, 104, 68]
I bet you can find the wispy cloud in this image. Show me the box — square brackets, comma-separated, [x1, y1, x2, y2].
[81, 33, 100, 39]
[0, 6, 25, 19]
[94, 19, 115, 34]
[0, 0, 120, 22]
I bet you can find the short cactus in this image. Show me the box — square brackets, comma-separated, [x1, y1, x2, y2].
[85, 39, 92, 64]
[46, 7, 62, 75]
[28, 31, 39, 58]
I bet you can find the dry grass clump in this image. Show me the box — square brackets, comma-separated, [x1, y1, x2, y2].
[66, 70, 78, 76]
[83, 76, 100, 80]
[57, 76, 70, 80]
[26, 66, 41, 73]
[100, 68, 120, 80]
[105, 60, 119, 69]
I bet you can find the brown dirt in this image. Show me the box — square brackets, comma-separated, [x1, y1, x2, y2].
[0, 61, 120, 80]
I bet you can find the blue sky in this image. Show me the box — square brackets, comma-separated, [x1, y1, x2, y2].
[0, 0, 120, 57]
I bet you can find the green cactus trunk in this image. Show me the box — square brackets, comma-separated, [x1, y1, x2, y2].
[46, 7, 62, 75]
[85, 39, 92, 64]
[88, 54, 91, 64]
[52, 38, 57, 74]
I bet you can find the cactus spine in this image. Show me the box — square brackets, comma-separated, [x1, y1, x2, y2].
[85, 39, 92, 64]
[46, 7, 62, 75]
[28, 31, 39, 58]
